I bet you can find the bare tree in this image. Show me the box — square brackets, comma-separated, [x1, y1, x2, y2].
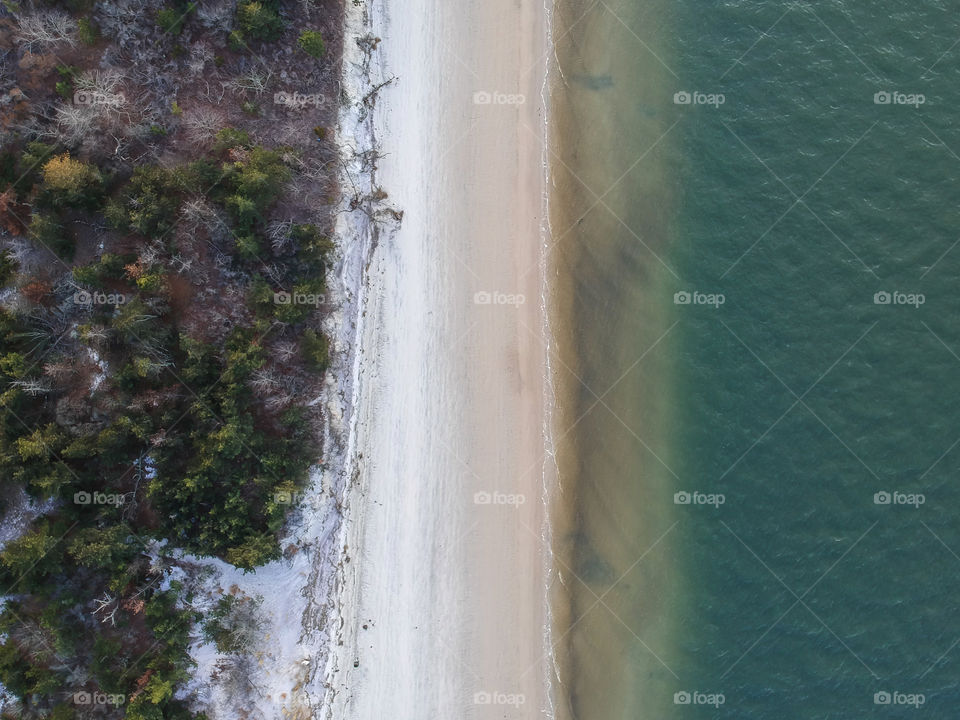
[92, 593, 120, 626]
[75, 68, 126, 96]
[183, 107, 225, 145]
[272, 340, 297, 362]
[187, 43, 215, 77]
[16, 12, 77, 50]
[195, 0, 234, 30]
[228, 69, 272, 96]
[52, 104, 96, 146]
[267, 220, 293, 253]
[10, 378, 50, 395]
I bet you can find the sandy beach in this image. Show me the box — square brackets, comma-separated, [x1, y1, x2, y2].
[329, 0, 555, 717]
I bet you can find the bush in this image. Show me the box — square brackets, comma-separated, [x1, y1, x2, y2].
[297, 30, 325, 58]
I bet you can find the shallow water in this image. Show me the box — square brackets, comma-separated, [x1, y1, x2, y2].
[552, 0, 960, 717]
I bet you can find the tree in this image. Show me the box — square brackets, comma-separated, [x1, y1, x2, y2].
[301, 329, 329, 372]
[39, 153, 102, 209]
[16, 12, 77, 50]
[225, 533, 278, 570]
[297, 30, 325, 58]
[202, 594, 261, 653]
[111, 166, 181, 238]
[1, 524, 61, 585]
[157, 2, 196, 35]
[234, 0, 283, 43]
[28, 212, 74, 260]
[213, 127, 250, 152]
[0, 187, 26, 235]
[68, 526, 132, 569]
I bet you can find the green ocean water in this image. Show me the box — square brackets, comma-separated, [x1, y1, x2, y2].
[553, 0, 960, 717]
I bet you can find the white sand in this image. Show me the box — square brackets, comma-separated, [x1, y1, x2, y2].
[327, 0, 556, 717]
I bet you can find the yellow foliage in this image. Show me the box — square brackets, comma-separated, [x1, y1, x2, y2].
[41, 153, 96, 192]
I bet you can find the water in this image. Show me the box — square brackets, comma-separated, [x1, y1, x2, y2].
[552, 0, 960, 717]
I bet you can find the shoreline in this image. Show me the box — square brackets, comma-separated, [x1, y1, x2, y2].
[326, 0, 558, 716]
[547, 1, 682, 717]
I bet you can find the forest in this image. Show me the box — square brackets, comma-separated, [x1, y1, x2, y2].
[0, 0, 343, 716]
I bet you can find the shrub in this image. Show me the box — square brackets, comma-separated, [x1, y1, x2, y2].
[297, 30, 325, 58]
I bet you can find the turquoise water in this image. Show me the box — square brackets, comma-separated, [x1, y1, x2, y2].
[666, 1, 960, 717]
[553, 0, 960, 717]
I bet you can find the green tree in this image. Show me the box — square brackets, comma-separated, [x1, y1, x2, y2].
[234, 0, 284, 42]
[301, 329, 329, 372]
[157, 2, 196, 35]
[1, 523, 61, 584]
[29, 212, 73, 260]
[68, 525, 132, 569]
[225, 532, 278, 570]
[110, 166, 181, 238]
[297, 30, 325, 58]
